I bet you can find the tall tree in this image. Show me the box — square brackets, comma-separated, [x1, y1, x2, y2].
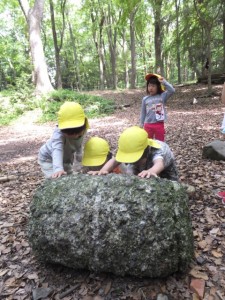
[222, 5, 225, 71]
[106, 2, 119, 89]
[86, 0, 106, 90]
[151, 0, 164, 75]
[129, 5, 138, 88]
[175, 0, 181, 83]
[18, 0, 54, 94]
[49, 0, 66, 89]
[194, 0, 223, 94]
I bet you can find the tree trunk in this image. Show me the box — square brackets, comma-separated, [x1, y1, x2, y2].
[18, 0, 54, 94]
[106, 4, 117, 89]
[206, 29, 212, 94]
[153, 0, 163, 75]
[130, 8, 137, 89]
[49, 0, 64, 89]
[122, 29, 129, 89]
[91, 9, 105, 90]
[68, 21, 81, 91]
[223, 10, 225, 71]
[175, 0, 181, 83]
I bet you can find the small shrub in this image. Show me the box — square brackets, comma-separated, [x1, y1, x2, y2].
[0, 88, 115, 126]
[39, 90, 115, 122]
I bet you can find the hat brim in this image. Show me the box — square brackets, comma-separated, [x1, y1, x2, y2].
[145, 73, 161, 81]
[116, 148, 144, 163]
[148, 139, 161, 149]
[82, 156, 106, 167]
[59, 117, 89, 130]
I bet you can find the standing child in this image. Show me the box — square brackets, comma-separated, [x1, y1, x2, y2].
[140, 73, 175, 141]
[220, 82, 225, 134]
[38, 101, 89, 178]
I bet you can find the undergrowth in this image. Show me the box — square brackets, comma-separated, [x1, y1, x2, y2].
[0, 83, 115, 126]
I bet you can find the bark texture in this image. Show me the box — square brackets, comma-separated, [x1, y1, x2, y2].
[29, 174, 194, 278]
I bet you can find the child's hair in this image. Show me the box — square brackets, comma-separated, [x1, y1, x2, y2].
[137, 146, 149, 161]
[61, 123, 86, 135]
[146, 76, 163, 94]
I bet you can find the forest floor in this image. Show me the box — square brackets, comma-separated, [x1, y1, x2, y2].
[1, 83, 225, 300]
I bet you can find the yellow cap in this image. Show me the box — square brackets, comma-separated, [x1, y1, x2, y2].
[82, 137, 110, 166]
[145, 73, 165, 91]
[115, 126, 161, 163]
[58, 102, 89, 129]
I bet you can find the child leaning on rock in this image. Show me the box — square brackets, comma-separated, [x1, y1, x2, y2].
[81, 137, 121, 173]
[38, 102, 89, 179]
[88, 126, 178, 181]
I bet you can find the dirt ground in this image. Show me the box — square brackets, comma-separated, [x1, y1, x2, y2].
[1, 83, 225, 300]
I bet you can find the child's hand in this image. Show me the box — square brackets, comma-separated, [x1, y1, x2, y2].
[87, 170, 109, 175]
[138, 170, 158, 179]
[158, 77, 164, 83]
[52, 170, 67, 178]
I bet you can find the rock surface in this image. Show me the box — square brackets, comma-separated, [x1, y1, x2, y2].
[28, 174, 194, 278]
[202, 140, 225, 160]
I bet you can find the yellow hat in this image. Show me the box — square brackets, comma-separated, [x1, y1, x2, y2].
[115, 126, 161, 163]
[58, 102, 89, 130]
[145, 73, 161, 81]
[82, 137, 110, 166]
[145, 73, 165, 91]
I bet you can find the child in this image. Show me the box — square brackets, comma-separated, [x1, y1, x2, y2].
[38, 101, 89, 178]
[140, 73, 175, 141]
[89, 126, 178, 181]
[220, 82, 225, 134]
[217, 82, 225, 204]
[82, 137, 121, 173]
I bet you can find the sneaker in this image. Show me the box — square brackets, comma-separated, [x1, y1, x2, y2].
[216, 191, 225, 198]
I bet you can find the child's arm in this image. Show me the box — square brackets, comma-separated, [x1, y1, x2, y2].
[52, 170, 67, 178]
[140, 97, 146, 127]
[138, 158, 164, 178]
[51, 129, 66, 178]
[159, 77, 175, 101]
[88, 158, 120, 175]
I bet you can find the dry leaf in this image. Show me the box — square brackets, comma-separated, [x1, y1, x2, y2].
[211, 250, 223, 258]
[104, 280, 111, 295]
[27, 273, 39, 280]
[198, 240, 207, 249]
[189, 269, 209, 280]
[192, 293, 200, 300]
[0, 269, 9, 277]
[209, 228, 220, 236]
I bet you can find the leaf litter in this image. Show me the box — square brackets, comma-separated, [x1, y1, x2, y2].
[0, 83, 225, 299]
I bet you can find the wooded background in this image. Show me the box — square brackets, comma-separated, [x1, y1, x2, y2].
[1, 0, 225, 93]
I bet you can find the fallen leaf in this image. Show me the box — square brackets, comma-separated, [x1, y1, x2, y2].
[211, 250, 223, 258]
[104, 280, 112, 295]
[189, 269, 209, 280]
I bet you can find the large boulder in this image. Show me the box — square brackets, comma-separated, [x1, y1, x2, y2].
[28, 174, 194, 278]
[202, 140, 225, 160]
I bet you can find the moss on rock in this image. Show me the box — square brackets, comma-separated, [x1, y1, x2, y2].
[28, 174, 194, 278]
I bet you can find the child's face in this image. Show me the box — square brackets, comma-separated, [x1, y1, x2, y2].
[63, 130, 85, 139]
[148, 83, 158, 96]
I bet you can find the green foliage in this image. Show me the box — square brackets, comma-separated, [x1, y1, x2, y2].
[0, 88, 115, 126]
[39, 89, 115, 122]
[0, 73, 35, 125]
[1, 0, 225, 91]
